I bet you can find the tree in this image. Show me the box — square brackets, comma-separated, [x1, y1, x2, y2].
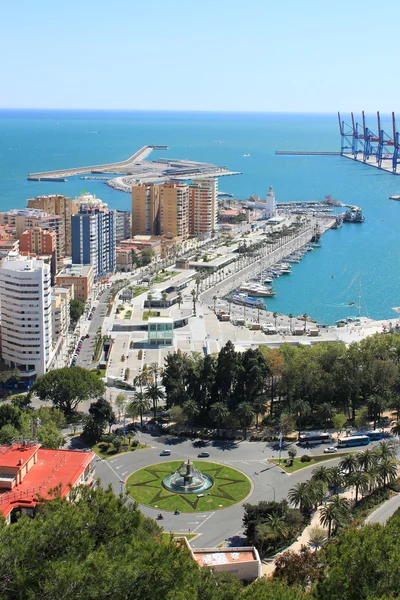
[191, 288, 197, 316]
[288, 482, 312, 514]
[326, 466, 345, 495]
[227, 295, 233, 316]
[273, 311, 278, 330]
[209, 401, 229, 436]
[36, 423, 64, 449]
[177, 292, 183, 309]
[332, 413, 347, 438]
[357, 448, 377, 472]
[236, 402, 255, 439]
[70, 298, 85, 327]
[311, 465, 331, 488]
[302, 313, 308, 333]
[293, 399, 311, 437]
[288, 447, 297, 463]
[115, 393, 127, 419]
[274, 547, 320, 589]
[374, 439, 397, 461]
[145, 383, 165, 419]
[288, 313, 293, 333]
[0, 424, 20, 444]
[308, 526, 327, 552]
[141, 247, 155, 265]
[339, 453, 359, 476]
[264, 513, 289, 543]
[147, 292, 153, 307]
[319, 501, 338, 538]
[89, 397, 116, 434]
[376, 458, 398, 488]
[349, 470, 369, 503]
[30, 367, 105, 417]
[213, 294, 217, 313]
[128, 392, 151, 429]
[354, 407, 369, 428]
[0, 404, 23, 430]
[280, 413, 296, 436]
[181, 399, 200, 434]
[162, 292, 168, 309]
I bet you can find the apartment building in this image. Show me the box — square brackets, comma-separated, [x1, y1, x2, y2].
[0, 225, 19, 258]
[51, 286, 71, 342]
[0, 253, 53, 380]
[19, 228, 57, 283]
[55, 264, 94, 302]
[0, 209, 65, 263]
[131, 183, 160, 236]
[189, 178, 218, 235]
[131, 182, 189, 239]
[26, 194, 79, 255]
[116, 210, 131, 243]
[71, 206, 116, 277]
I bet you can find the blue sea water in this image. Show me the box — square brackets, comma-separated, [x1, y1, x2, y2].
[1, 109, 400, 325]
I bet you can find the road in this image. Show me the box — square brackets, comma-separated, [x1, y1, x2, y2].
[93, 433, 388, 548]
[366, 492, 400, 525]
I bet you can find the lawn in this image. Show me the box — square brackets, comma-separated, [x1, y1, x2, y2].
[269, 453, 350, 473]
[142, 310, 159, 321]
[161, 533, 197, 543]
[153, 271, 178, 284]
[91, 440, 149, 459]
[126, 460, 252, 513]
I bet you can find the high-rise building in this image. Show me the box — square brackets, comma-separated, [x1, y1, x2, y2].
[160, 182, 189, 238]
[19, 228, 57, 283]
[189, 178, 218, 235]
[51, 286, 71, 343]
[0, 209, 65, 264]
[0, 253, 53, 379]
[131, 182, 189, 239]
[131, 183, 160, 236]
[26, 194, 79, 255]
[116, 210, 131, 242]
[71, 206, 116, 277]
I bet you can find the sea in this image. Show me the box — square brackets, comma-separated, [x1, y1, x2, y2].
[1, 109, 400, 326]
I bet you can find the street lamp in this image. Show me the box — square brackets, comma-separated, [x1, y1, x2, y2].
[265, 483, 276, 502]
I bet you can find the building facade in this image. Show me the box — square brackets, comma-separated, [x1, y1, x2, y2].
[115, 210, 131, 243]
[131, 182, 189, 239]
[26, 194, 79, 255]
[131, 183, 160, 236]
[71, 206, 116, 277]
[0, 209, 65, 264]
[189, 178, 218, 235]
[51, 286, 71, 342]
[55, 264, 94, 302]
[0, 253, 53, 379]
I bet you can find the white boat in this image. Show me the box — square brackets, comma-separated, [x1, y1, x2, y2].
[239, 282, 276, 297]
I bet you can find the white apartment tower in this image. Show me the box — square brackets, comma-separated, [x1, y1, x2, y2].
[0, 253, 53, 379]
[189, 178, 218, 235]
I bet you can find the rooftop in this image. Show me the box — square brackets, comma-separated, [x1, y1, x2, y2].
[57, 264, 93, 277]
[192, 548, 258, 567]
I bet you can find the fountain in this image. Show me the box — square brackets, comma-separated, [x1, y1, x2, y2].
[162, 459, 214, 494]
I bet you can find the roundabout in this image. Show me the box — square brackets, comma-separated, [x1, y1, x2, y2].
[126, 460, 252, 512]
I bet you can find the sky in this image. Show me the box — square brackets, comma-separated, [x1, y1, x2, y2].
[1, 0, 399, 112]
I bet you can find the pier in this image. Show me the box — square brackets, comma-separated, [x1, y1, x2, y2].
[27, 145, 167, 181]
[275, 151, 340, 156]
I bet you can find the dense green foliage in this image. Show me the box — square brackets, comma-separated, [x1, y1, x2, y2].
[83, 397, 116, 442]
[243, 500, 305, 556]
[69, 298, 85, 327]
[0, 405, 65, 448]
[161, 333, 400, 433]
[30, 366, 105, 416]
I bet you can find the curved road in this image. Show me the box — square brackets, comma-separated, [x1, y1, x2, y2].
[94, 434, 357, 548]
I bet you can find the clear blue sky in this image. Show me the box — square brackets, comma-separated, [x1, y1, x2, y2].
[1, 0, 399, 112]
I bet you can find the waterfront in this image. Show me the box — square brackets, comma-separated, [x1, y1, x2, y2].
[1, 109, 400, 324]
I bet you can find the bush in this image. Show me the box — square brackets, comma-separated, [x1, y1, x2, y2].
[389, 477, 400, 493]
[300, 454, 311, 462]
[138, 349, 143, 360]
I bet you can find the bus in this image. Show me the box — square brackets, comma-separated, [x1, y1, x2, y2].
[337, 435, 370, 448]
[298, 433, 331, 445]
[364, 430, 383, 441]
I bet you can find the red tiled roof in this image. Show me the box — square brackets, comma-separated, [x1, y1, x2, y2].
[0, 447, 95, 518]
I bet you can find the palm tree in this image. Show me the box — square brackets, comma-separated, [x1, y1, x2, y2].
[311, 465, 331, 488]
[265, 514, 289, 545]
[273, 311, 278, 330]
[326, 466, 345, 495]
[308, 527, 327, 552]
[294, 399, 311, 437]
[339, 453, 359, 477]
[209, 401, 229, 437]
[235, 402, 255, 440]
[241, 299, 246, 321]
[162, 292, 168, 309]
[128, 391, 151, 430]
[288, 312, 293, 334]
[357, 448, 377, 472]
[191, 288, 197, 316]
[302, 313, 308, 333]
[195, 274, 202, 297]
[145, 383, 165, 419]
[374, 440, 397, 461]
[181, 399, 200, 435]
[319, 498, 347, 539]
[147, 292, 153, 308]
[288, 481, 312, 513]
[329, 495, 350, 533]
[213, 295, 217, 314]
[177, 292, 183, 309]
[350, 470, 369, 503]
[148, 362, 160, 386]
[307, 480, 325, 510]
[376, 458, 398, 488]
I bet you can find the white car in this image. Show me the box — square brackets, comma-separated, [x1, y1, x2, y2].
[324, 446, 338, 454]
[160, 450, 171, 457]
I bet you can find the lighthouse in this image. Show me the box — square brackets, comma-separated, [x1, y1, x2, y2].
[265, 185, 276, 219]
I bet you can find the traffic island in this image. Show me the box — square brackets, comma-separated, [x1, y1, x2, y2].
[126, 460, 252, 512]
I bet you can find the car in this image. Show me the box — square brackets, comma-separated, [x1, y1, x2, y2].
[86, 334, 90, 338]
[197, 452, 210, 458]
[160, 450, 171, 456]
[324, 446, 338, 454]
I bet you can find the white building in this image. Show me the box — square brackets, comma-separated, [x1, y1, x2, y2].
[265, 185, 277, 219]
[0, 253, 53, 380]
